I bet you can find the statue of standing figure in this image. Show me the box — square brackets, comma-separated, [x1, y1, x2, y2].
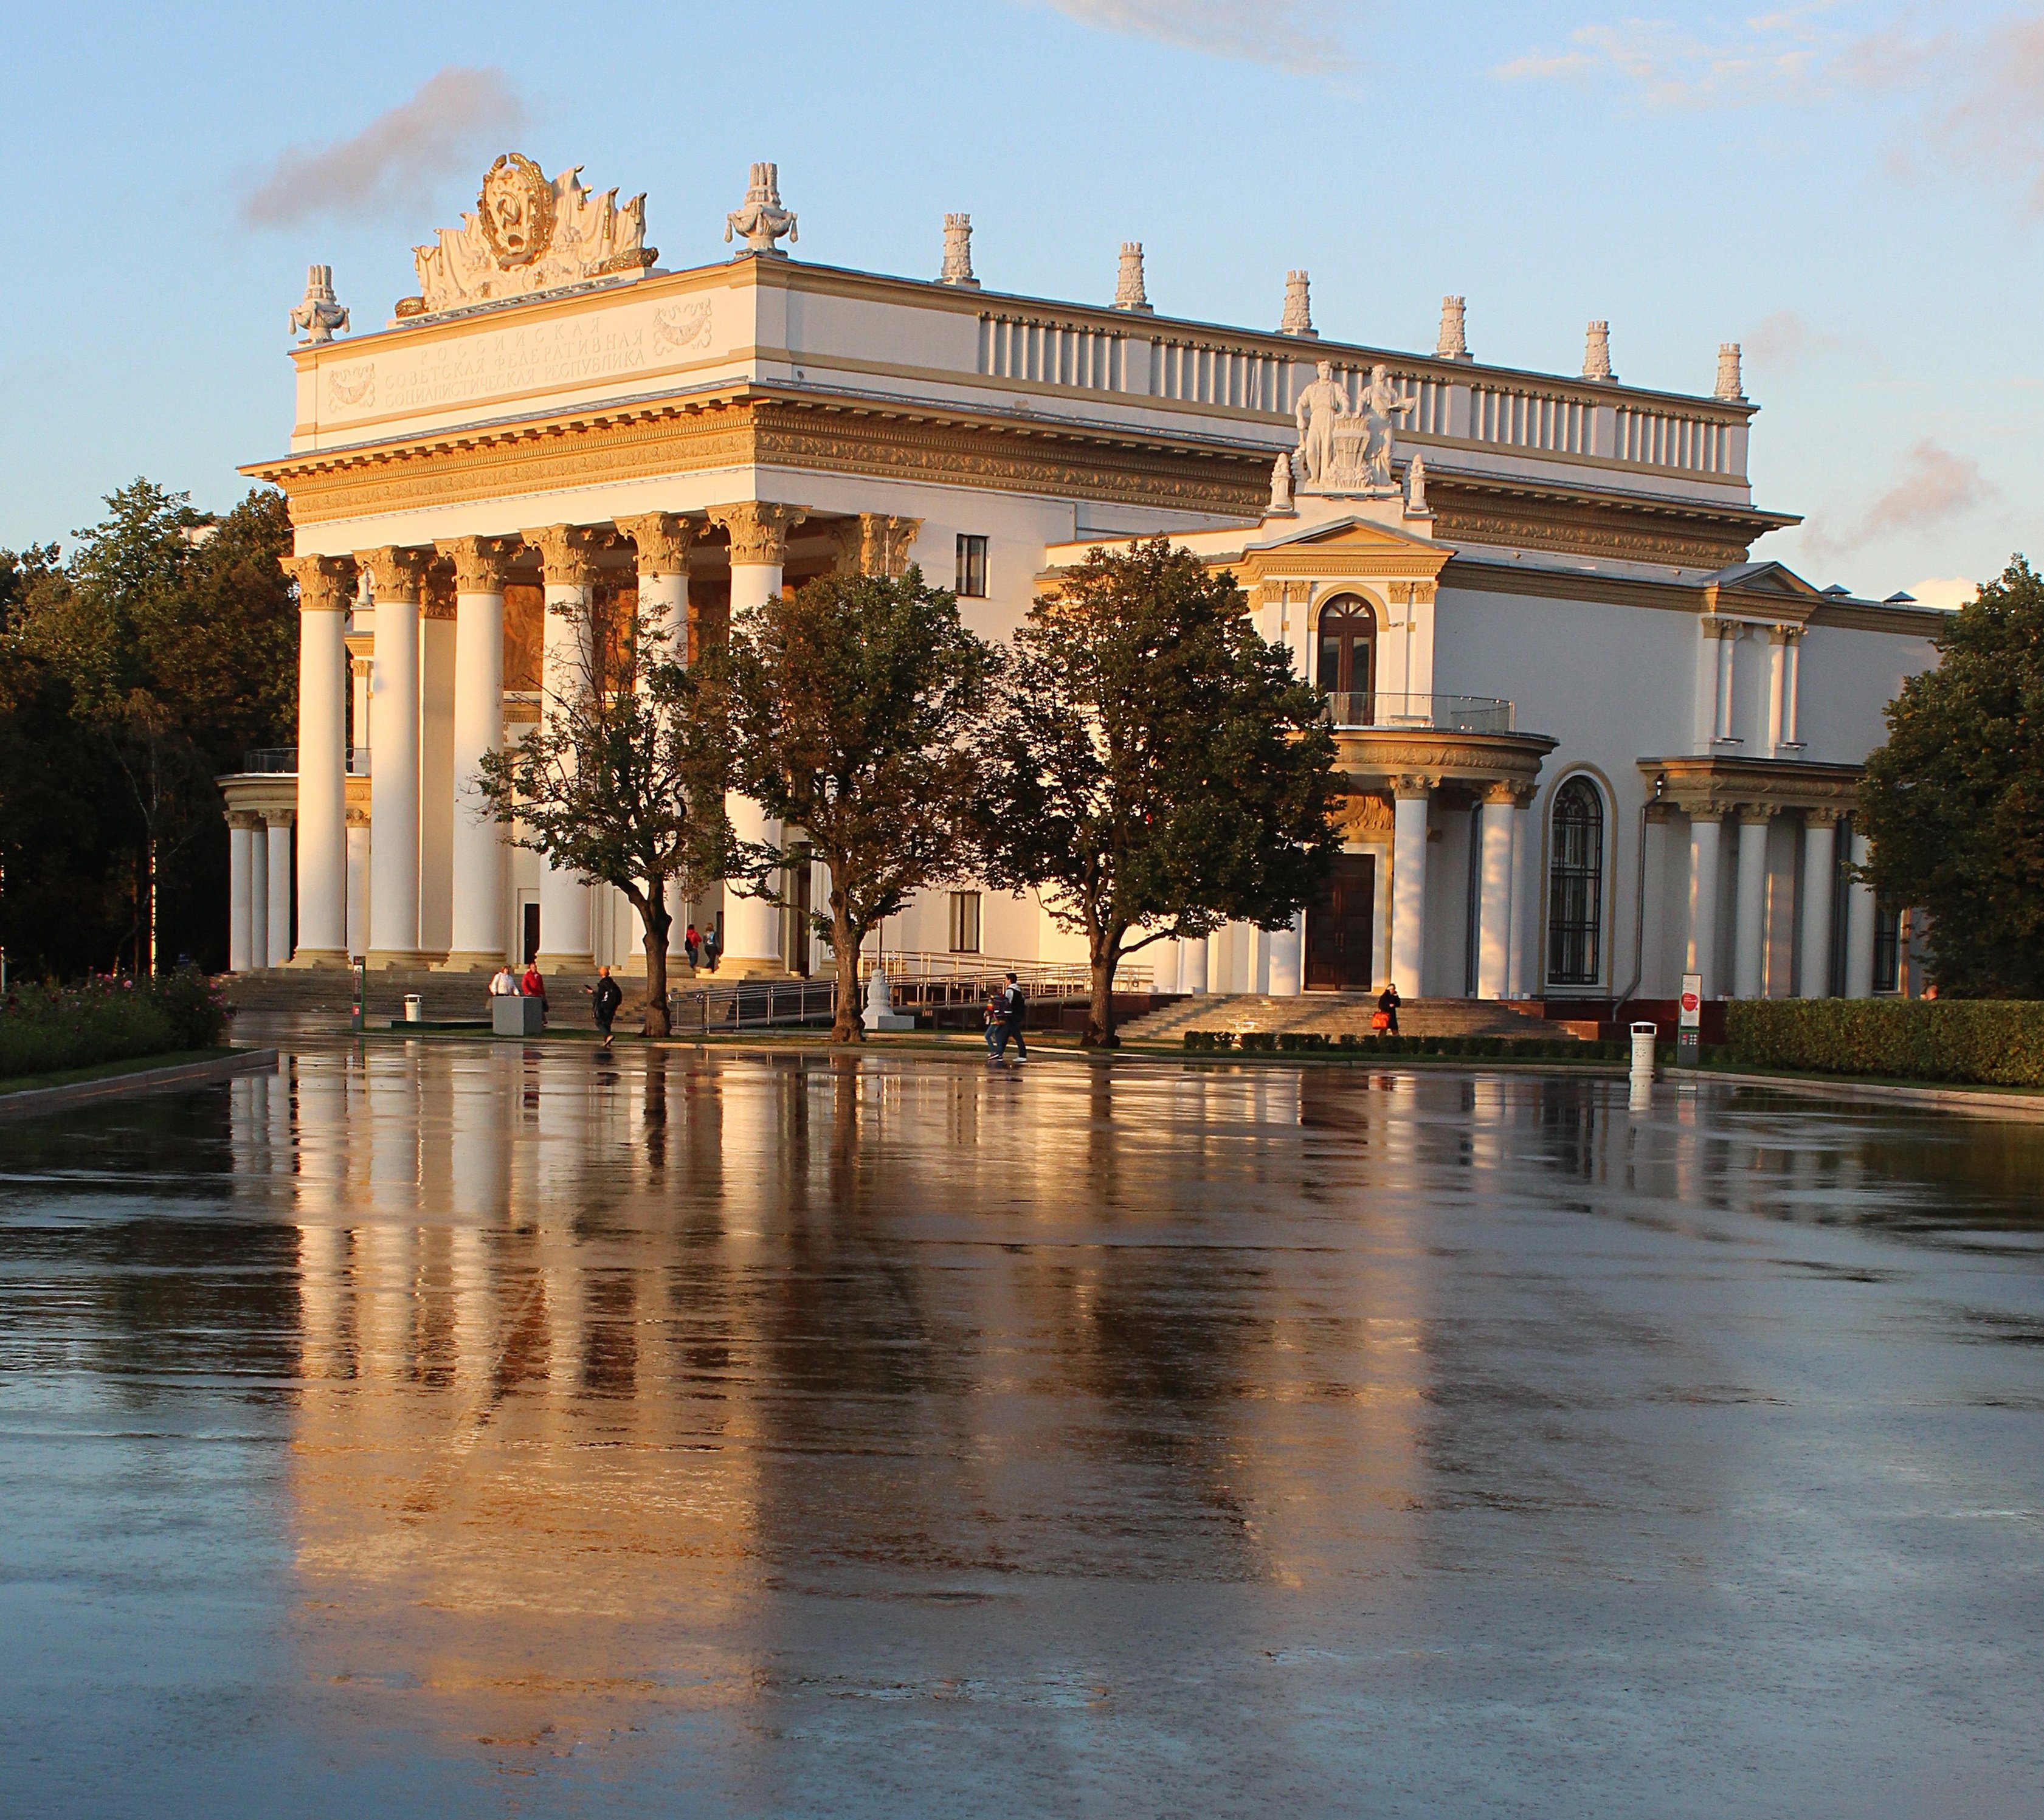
[1292, 358, 1350, 488]
[1358, 363, 1419, 490]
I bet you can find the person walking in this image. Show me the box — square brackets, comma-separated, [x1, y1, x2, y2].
[984, 986, 1009, 1063]
[683, 923, 701, 972]
[1377, 981, 1401, 1037]
[589, 965, 624, 1049]
[702, 925, 720, 974]
[998, 971, 1029, 1063]
[488, 963, 519, 998]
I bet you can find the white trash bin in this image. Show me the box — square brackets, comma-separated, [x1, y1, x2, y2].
[403, 994, 424, 1024]
[1629, 1021, 1657, 1086]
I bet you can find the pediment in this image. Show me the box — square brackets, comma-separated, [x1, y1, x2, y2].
[1700, 560, 1823, 621]
[1228, 512, 1452, 585]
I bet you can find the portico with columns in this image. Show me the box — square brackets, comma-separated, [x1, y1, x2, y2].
[223, 148, 1944, 1009]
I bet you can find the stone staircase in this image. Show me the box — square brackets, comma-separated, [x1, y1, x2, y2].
[1117, 992, 1572, 1044]
[220, 964, 684, 1026]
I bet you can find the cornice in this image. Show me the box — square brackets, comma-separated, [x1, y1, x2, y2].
[1640, 754, 1862, 816]
[1334, 726, 1560, 791]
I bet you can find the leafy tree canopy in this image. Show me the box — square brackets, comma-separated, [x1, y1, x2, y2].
[973, 537, 1339, 1044]
[713, 566, 997, 1041]
[1860, 554, 2044, 997]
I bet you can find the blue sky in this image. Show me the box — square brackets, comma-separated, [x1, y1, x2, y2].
[2, 0, 2036, 601]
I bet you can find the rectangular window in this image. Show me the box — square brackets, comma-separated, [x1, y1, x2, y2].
[955, 534, 989, 598]
[1872, 905, 1902, 994]
[948, 891, 982, 954]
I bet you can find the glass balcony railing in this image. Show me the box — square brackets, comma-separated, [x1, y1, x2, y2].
[1320, 693, 1514, 734]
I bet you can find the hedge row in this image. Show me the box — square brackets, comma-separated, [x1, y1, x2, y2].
[1183, 1029, 1626, 1061]
[1725, 999, 2044, 1088]
[0, 969, 228, 1083]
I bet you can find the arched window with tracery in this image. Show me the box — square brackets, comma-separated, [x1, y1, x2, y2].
[1316, 595, 1377, 720]
[1547, 777, 1604, 987]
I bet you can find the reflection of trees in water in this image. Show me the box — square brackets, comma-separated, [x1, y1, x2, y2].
[0, 1089, 305, 1402]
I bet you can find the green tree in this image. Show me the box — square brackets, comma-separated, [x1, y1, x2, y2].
[973, 539, 1339, 1046]
[475, 596, 731, 1037]
[4, 481, 296, 974]
[712, 567, 997, 1043]
[1860, 556, 2044, 996]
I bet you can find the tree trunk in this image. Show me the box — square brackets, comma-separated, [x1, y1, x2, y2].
[1083, 934, 1121, 1047]
[640, 889, 671, 1038]
[831, 905, 866, 1044]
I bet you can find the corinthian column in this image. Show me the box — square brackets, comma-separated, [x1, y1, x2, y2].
[437, 536, 518, 970]
[1732, 805, 1772, 999]
[618, 515, 696, 958]
[418, 560, 457, 960]
[1476, 784, 1516, 1000]
[282, 554, 354, 965]
[356, 545, 432, 967]
[708, 502, 807, 977]
[1797, 808, 1840, 998]
[1390, 778, 1430, 996]
[523, 524, 604, 972]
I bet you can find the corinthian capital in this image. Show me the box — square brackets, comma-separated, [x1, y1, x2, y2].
[280, 552, 356, 613]
[708, 500, 807, 568]
[615, 512, 696, 577]
[435, 534, 520, 596]
[521, 523, 608, 589]
[833, 512, 924, 578]
[351, 545, 433, 604]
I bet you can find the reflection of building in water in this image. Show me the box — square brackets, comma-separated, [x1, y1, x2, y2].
[263, 1047, 1441, 1726]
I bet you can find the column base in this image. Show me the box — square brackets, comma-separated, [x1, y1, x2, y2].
[534, 951, 595, 975]
[717, 956, 793, 980]
[437, 951, 506, 973]
[285, 948, 353, 970]
[364, 949, 433, 970]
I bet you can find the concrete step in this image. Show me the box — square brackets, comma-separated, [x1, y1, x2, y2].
[1117, 993, 1572, 1043]
[221, 964, 696, 1024]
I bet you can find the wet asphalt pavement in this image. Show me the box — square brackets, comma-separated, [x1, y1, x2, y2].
[1, 1040, 2042, 1817]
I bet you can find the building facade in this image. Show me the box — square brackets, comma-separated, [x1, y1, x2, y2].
[221, 156, 1942, 1002]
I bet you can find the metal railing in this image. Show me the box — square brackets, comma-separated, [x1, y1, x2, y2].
[235, 746, 373, 775]
[859, 950, 1151, 992]
[670, 979, 840, 1033]
[1321, 693, 1514, 734]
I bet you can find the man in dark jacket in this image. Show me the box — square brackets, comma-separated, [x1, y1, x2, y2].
[998, 972, 1029, 1063]
[590, 966, 624, 1049]
[1378, 982, 1401, 1036]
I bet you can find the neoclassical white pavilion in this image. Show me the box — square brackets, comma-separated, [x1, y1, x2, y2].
[221, 155, 1942, 1005]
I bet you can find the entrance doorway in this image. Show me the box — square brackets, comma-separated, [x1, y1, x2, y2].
[1305, 853, 1375, 991]
[522, 901, 540, 965]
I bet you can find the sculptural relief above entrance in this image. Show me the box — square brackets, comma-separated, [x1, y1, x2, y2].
[399, 154, 657, 318]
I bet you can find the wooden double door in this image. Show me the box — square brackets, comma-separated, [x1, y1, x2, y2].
[1305, 854, 1376, 991]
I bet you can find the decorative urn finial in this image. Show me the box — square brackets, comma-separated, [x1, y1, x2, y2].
[941, 213, 978, 287]
[1437, 295, 1470, 361]
[1281, 269, 1315, 337]
[289, 264, 350, 345]
[1405, 452, 1430, 516]
[725, 162, 798, 256]
[1715, 342, 1745, 401]
[1583, 319, 1616, 382]
[1114, 241, 1151, 312]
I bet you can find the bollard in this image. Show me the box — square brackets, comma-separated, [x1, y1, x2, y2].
[1629, 1020, 1657, 1089]
[403, 993, 424, 1024]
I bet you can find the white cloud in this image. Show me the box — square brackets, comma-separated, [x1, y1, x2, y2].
[1901, 15, 2044, 216]
[1034, 0, 1353, 72]
[1493, 9, 1845, 107]
[1744, 307, 1845, 371]
[241, 67, 528, 229]
[1801, 439, 1998, 562]
[1905, 574, 1980, 608]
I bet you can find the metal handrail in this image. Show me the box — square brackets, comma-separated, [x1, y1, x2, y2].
[241, 746, 297, 773]
[858, 950, 1152, 991]
[670, 979, 840, 1033]
[1321, 692, 1514, 734]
